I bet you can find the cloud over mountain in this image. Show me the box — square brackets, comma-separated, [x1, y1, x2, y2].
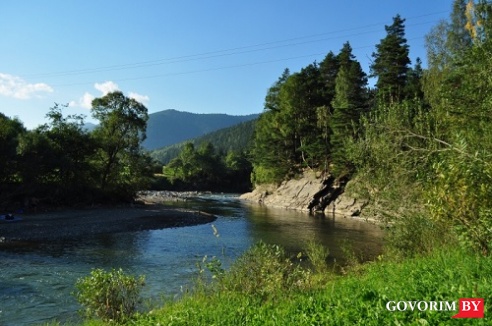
[70, 81, 149, 109]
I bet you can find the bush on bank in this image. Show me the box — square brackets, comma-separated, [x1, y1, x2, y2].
[78, 243, 491, 326]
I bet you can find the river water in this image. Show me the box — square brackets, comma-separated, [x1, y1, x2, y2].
[0, 194, 384, 325]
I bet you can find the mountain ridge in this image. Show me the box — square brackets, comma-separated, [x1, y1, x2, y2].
[151, 119, 256, 164]
[143, 109, 259, 150]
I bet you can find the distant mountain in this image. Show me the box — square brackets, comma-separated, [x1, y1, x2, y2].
[143, 109, 259, 150]
[151, 119, 257, 164]
[83, 122, 98, 131]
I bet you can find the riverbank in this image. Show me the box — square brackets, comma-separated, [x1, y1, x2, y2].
[81, 244, 492, 325]
[240, 170, 368, 217]
[0, 203, 216, 244]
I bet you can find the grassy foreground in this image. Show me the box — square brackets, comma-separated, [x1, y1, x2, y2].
[78, 243, 491, 326]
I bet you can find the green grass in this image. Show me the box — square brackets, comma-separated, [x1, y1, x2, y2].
[78, 243, 492, 326]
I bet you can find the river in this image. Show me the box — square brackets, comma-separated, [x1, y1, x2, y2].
[0, 194, 383, 325]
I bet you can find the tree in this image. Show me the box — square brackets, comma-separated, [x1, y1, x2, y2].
[163, 142, 199, 185]
[371, 15, 411, 103]
[91, 91, 149, 196]
[162, 142, 235, 190]
[252, 56, 342, 182]
[475, 0, 492, 41]
[14, 105, 98, 204]
[251, 69, 296, 184]
[278, 63, 327, 169]
[16, 128, 57, 192]
[251, 110, 291, 184]
[448, 0, 474, 53]
[330, 42, 368, 174]
[264, 68, 290, 113]
[196, 142, 225, 187]
[0, 114, 25, 184]
[43, 104, 96, 195]
[405, 57, 424, 101]
[426, 20, 453, 71]
[319, 51, 340, 107]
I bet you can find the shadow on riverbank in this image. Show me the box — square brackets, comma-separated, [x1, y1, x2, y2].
[0, 203, 216, 246]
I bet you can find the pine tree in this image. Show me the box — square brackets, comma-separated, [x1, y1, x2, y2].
[371, 15, 411, 103]
[319, 51, 340, 108]
[330, 42, 368, 175]
[279, 63, 326, 169]
[405, 57, 424, 101]
[264, 68, 290, 112]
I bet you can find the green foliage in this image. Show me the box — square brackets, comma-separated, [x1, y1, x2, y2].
[217, 242, 310, 299]
[344, 102, 431, 223]
[42, 104, 97, 198]
[427, 141, 492, 254]
[0, 113, 25, 184]
[74, 268, 145, 324]
[448, 0, 473, 55]
[150, 119, 256, 165]
[143, 109, 258, 150]
[251, 41, 370, 184]
[162, 142, 252, 192]
[404, 57, 425, 101]
[421, 29, 492, 254]
[251, 65, 330, 183]
[1, 93, 152, 208]
[345, 5, 492, 257]
[330, 42, 368, 175]
[250, 110, 291, 184]
[385, 214, 456, 257]
[425, 20, 453, 71]
[91, 91, 151, 197]
[319, 51, 340, 105]
[97, 246, 492, 326]
[371, 15, 411, 103]
[304, 240, 330, 274]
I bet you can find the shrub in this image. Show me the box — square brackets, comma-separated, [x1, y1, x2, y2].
[385, 214, 456, 257]
[304, 240, 329, 273]
[74, 268, 145, 323]
[220, 242, 308, 298]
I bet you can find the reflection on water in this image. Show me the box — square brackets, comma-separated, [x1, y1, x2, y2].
[243, 203, 383, 263]
[0, 195, 383, 325]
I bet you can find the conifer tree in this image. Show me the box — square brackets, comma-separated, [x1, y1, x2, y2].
[330, 42, 368, 174]
[264, 68, 290, 112]
[406, 58, 424, 100]
[319, 51, 340, 108]
[371, 15, 411, 103]
[251, 70, 293, 184]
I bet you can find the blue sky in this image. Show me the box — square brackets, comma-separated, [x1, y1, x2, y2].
[1, 0, 452, 129]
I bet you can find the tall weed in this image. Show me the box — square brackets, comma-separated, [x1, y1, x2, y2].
[304, 240, 330, 274]
[74, 268, 145, 324]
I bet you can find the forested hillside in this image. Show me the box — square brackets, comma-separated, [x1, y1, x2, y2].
[143, 109, 258, 150]
[245, 0, 492, 255]
[250, 15, 419, 184]
[151, 119, 255, 164]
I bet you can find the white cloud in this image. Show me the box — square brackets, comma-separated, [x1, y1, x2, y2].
[68, 92, 95, 109]
[129, 92, 150, 104]
[94, 81, 119, 95]
[0, 73, 53, 99]
[80, 92, 95, 109]
[71, 81, 148, 109]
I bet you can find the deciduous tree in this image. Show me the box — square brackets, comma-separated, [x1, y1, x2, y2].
[91, 91, 149, 196]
